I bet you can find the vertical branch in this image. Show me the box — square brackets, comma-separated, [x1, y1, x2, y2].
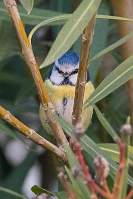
[4, 0, 68, 145]
[111, 0, 133, 143]
[72, 16, 95, 125]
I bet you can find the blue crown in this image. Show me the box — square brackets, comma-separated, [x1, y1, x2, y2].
[58, 51, 79, 66]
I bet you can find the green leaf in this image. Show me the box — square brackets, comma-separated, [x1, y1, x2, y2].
[85, 55, 133, 106]
[94, 105, 119, 141]
[40, 0, 102, 68]
[97, 14, 133, 22]
[57, 115, 133, 186]
[0, 2, 63, 25]
[0, 186, 27, 199]
[65, 167, 90, 199]
[56, 192, 68, 199]
[31, 186, 68, 199]
[20, 0, 34, 14]
[31, 185, 54, 196]
[28, 13, 133, 46]
[65, 144, 79, 169]
[90, 31, 133, 63]
[28, 14, 70, 44]
[99, 143, 133, 165]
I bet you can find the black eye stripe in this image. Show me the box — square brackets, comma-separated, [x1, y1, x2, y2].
[55, 66, 78, 75]
[55, 66, 64, 75]
[71, 69, 78, 75]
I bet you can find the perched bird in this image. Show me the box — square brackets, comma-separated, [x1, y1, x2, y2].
[40, 51, 94, 134]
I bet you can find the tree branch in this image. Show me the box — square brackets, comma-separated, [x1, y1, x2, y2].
[0, 105, 66, 160]
[72, 16, 95, 125]
[4, 0, 68, 145]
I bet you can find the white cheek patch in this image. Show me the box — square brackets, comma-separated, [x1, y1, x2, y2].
[69, 74, 78, 85]
[50, 69, 64, 85]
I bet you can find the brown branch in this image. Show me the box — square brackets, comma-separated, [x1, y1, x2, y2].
[4, 0, 68, 145]
[0, 105, 66, 160]
[72, 16, 95, 125]
[111, 0, 133, 143]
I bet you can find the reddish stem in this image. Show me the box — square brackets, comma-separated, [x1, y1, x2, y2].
[72, 140, 112, 199]
[112, 141, 126, 198]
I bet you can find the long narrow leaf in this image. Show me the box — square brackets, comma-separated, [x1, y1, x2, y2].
[0, 2, 62, 25]
[20, 0, 34, 14]
[94, 105, 119, 141]
[99, 143, 133, 165]
[85, 55, 133, 106]
[57, 115, 133, 186]
[28, 15, 70, 44]
[40, 0, 102, 68]
[0, 186, 27, 199]
[90, 31, 133, 63]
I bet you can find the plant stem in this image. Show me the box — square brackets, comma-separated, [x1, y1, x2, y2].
[72, 140, 112, 199]
[112, 141, 126, 199]
[111, 0, 133, 144]
[0, 105, 66, 160]
[4, 0, 68, 146]
[72, 16, 95, 125]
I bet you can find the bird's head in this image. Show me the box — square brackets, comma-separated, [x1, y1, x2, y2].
[49, 51, 79, 86]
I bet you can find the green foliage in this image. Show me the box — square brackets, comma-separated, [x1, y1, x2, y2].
[0, 0, 133, 198]
[19, 0, 34, 14]
[41, 0, 102, 68]
[85, 55, 133, 106]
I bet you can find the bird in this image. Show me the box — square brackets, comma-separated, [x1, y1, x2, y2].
[39, 51, 95, 134]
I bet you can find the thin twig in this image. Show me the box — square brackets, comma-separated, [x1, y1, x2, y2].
[72, 140, 112, 199]
[4, 0, 68, 145]
[112, 141, 126, 199]
[111, 0, 133, 144]
[72, 16, 95, 125]
[0, 105, 66, 160]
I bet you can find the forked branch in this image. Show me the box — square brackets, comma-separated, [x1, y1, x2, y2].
[0, 106, 66, 160]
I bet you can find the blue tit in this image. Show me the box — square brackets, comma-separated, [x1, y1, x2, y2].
[40, 51, 94, 134]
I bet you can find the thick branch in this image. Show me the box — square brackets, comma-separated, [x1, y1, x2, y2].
[0, 105, 66, 160]
[4, 0, 68, 145]
[111, 0, 133, 141]
[72, 16, 95, 125]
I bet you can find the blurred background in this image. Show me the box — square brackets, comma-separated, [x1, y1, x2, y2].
[0, 0, 128, 198]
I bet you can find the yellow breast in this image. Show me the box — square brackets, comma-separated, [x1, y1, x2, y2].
[43, 79, 95, 130]
[45, 79, 94, 104]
